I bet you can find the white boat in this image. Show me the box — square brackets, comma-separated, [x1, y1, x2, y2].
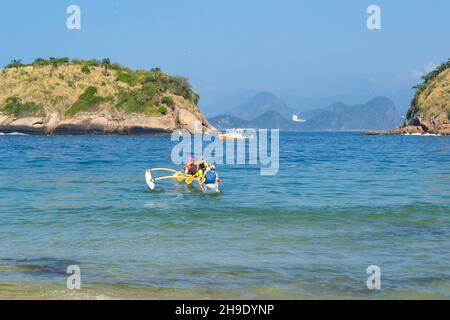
[218, 128, 255, 141]
[292, 114, 306, 122]
[145, 168, 220, 193]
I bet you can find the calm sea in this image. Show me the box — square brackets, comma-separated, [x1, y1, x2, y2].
[0, 132, 449, 299]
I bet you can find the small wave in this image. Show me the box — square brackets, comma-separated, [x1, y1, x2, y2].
[403, 133, 442, 137]
[0, 132, 28, 136]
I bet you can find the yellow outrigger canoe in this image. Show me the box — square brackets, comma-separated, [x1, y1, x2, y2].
[145, 168, 220, 193]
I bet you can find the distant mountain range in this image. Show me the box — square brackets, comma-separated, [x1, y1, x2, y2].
[209, 92, 403, 131]
[300, 97, 402, 131]
[230, 92, 295, 120]
[205, 89, 413, 117]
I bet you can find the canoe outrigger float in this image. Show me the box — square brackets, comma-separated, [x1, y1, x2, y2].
[145, 168, 220, 193]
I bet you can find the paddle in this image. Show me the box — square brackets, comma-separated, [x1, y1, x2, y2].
[175, 172, 186, 182]
[185, 175, 195, 184]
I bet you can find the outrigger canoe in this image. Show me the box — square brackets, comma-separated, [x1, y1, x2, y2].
[145, 168, 220, 193]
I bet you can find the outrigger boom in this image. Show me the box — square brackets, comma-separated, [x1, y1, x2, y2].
[145, 168, 186, 190]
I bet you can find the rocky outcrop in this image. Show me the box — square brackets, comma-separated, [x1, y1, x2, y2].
[0, 116, 45, 134]
[386, 119, 450, 136]
[0, 109, 214, 135]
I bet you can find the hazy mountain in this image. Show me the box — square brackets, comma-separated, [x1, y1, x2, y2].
[202, 89, 258, 116]
[251, 110, 295, 129]
[209, 110, 295, 130]
[280, 95, 335, 112]
[300, 108, 326, 120]
[302, 97, 402, 130]
[231, 92, 296, 120]
[208, 115, 252, 129]
[206, 89, 413, 119]
[209, 96, 403, 131]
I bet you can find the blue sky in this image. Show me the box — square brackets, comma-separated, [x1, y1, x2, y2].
[0, 0, 449, 113]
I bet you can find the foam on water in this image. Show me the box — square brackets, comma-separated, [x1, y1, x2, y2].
[0, 132, 28, 136]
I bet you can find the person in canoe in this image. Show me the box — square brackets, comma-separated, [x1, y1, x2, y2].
[189, 157, 206, 181]
[183, 156, 199, 176]
[202, 165, 220, 192]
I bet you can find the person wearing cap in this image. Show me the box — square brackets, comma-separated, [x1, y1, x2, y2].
[204, 165, 220, 190]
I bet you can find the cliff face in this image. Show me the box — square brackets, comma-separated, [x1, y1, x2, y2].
[390, 59, 450, 135]
[0, 59, 215, 134]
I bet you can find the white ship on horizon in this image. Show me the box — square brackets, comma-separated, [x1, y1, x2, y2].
[292, 114, 306, 123]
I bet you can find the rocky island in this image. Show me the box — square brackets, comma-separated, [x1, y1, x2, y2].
[366, 58, 450, 136]
[0, 58, 214, 134]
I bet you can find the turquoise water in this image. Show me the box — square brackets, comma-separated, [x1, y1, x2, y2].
[0, 132, 449, 299]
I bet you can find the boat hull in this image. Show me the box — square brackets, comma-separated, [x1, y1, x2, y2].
[189, 179, 220, 193]
[218, 134, 244, 141]
[203, 183, 220, 193]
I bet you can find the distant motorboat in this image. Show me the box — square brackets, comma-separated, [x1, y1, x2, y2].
[218, 128, 255, 140]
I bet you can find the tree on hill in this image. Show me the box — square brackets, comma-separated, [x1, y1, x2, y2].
[32, 58, 49, 66]
[102, 58, 111, 76]
[6, 59, 24, 69]
[49, 57, 59, 69]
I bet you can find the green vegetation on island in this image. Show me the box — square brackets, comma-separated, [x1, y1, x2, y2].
[65, 86, 111, 117]
[406, 58, 450, 124]
[1, 57, 199, 118]
[0, 96, 45, 117]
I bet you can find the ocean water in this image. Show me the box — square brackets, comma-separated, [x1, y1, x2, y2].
[0, 132, 449, 299]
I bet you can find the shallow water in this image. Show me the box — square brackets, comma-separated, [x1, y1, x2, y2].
[0, 132, 449, 299]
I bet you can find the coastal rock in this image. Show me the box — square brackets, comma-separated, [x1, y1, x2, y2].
[177, 109, 203, 133]
[45, 112, 61, 133]
[0, 116, 45, 134]
[40, 111, 212, 135]
[121, 116, 176, 134]
[0, 108, 214, 136]
[389, 125, 424, 134]
[385, 112, 449, 135]
[0, 104, 214, 136]
[407, 117, 421, 126]
[366, 123, 449, 136]
[0, 115, 12, 126]
[51, 114, 172, 135]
